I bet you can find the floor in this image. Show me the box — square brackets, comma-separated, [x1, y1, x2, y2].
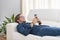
[0, 35, 6, 40]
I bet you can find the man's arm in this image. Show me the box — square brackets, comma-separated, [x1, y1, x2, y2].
[30, 16, 42, 27]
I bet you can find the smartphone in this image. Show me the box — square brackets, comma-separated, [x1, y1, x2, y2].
[34, 14, 37, 18]
[34, 14, 37, 16]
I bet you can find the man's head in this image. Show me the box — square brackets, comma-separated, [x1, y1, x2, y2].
[15, 13, 25, 23]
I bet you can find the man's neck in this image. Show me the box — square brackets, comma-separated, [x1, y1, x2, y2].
[19, 21, 26, 23]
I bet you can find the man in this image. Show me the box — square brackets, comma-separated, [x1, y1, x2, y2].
[15, 13, 43, 36]
[15, 13, 60, 36]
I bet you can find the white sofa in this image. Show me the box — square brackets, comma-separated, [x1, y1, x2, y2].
[6, 20, 60, 40]
[6, 9, 60, 40]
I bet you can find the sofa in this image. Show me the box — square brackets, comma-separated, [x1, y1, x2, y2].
[6, 9, 60, 40]
[6, 20, 60, 40]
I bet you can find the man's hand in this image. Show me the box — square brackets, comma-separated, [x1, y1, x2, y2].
[37, 18, 42, 25]
[30, 18, 37, 27]
[32, 18, 38, 24]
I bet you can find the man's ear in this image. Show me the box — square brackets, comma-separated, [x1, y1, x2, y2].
[17, 20, 19, 22]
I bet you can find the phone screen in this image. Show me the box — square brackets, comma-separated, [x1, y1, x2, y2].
[34, 14, 37, 16]
[34, 14, 38, 18]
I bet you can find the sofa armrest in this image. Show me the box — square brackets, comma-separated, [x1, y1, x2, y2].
[6, 23, 18, 40]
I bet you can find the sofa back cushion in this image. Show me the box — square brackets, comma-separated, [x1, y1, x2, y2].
[27, 9, 60, 22]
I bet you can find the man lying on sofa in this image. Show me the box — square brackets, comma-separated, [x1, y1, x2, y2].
[15, 13, 60, 36]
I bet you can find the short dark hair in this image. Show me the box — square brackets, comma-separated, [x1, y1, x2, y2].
[15, 13, 21, 23]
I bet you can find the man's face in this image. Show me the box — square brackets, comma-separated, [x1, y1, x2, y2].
[17, 15, 25, 23]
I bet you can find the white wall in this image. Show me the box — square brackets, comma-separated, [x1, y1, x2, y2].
[0, 0, 20, 22]
[22, 0, 60, 21]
